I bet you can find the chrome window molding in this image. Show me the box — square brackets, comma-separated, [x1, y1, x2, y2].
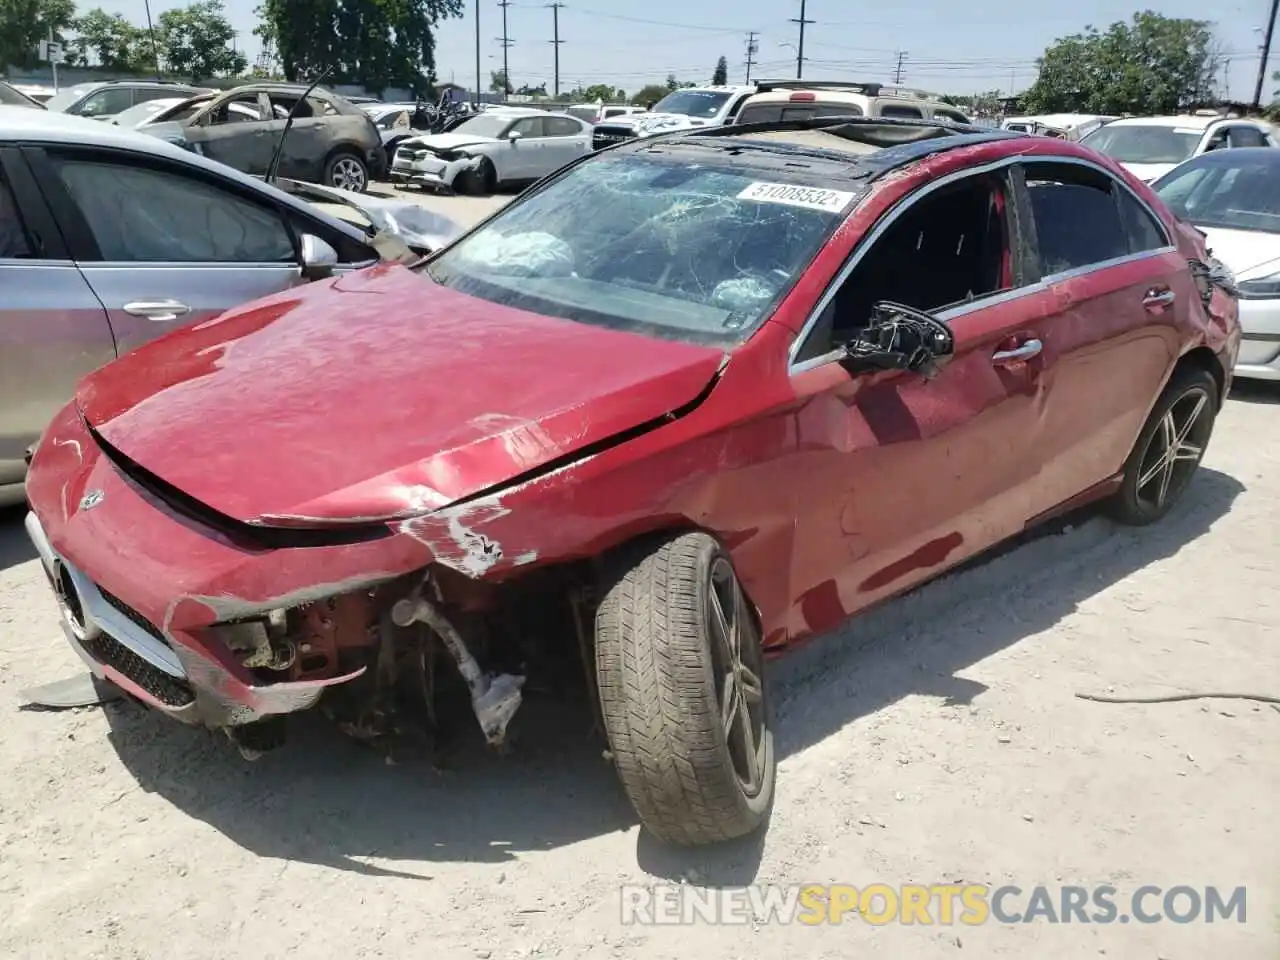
[786, 152, 1177, 375]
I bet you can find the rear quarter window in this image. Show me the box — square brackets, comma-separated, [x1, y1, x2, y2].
[737, 101, 864, 124]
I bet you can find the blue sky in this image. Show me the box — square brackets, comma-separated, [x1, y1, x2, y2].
[108, 0, 1276, 100]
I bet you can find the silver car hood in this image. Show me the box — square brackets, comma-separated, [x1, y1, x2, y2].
[268, 178, 465, 253]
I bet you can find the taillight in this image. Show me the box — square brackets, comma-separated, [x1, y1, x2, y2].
[789, 91, 816, 101]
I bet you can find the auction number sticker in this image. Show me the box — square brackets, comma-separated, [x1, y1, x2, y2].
[737, 182, 856, 213]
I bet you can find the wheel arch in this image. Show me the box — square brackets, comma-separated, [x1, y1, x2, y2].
[1177, 344, 1228, 405]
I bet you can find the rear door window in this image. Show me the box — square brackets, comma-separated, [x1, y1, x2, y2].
[0, 166, 31, 259]
[543, 116, 583, 137]
[1022, 161, 1131, 275]
[1228, 125, 1267, 148]
[878, 104, 924, 119]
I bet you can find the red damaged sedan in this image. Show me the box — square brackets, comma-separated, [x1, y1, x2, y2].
[23, 117, 1240, 846]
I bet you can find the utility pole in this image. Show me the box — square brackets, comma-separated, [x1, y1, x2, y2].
[497, 0, 513, 102]
[893, 50, 908, 86]
[744, 31, 758, 84]
[142, 0, 160, 79]
[547, 2, 565, 99]
[790, 0, 813, 79]
[1253, 0, 1279, 108]
[474, 0, 481, 109]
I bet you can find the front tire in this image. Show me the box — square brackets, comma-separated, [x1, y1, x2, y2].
[324, 151, 369, 193]
[458, 157, 496, 196]
[1106, 365, 1218, 525]
[595, 531, 775, 846]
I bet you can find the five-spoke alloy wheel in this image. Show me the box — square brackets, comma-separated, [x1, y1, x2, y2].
[1109, 365, 1219, 525]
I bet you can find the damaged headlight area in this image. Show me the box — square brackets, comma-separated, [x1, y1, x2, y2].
[204, 563, 594, 761]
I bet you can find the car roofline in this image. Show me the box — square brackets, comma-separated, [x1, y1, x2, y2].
[646, 115, 1022, 173]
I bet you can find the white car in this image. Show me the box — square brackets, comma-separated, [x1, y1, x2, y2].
[734, 80, 971, 125]
[1081, 114, 1277, 182]
[389, 107, 592, 194]
[1153, 147, 1280, 380]
[590, 85, 757, 149]
[361, 102, 425, 148]
[1001, 113, 1115, 140]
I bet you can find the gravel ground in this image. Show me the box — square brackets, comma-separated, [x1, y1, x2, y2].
[0, 194, 1275, 958]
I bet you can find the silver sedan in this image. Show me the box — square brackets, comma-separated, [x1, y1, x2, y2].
[0, 107, 462, 506]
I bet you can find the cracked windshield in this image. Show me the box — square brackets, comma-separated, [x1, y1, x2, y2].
[426, 149, 856, 343]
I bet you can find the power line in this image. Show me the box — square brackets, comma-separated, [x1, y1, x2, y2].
[497, 0, 513, 102]
[744, 31, 758, 83]
[547, 2, 565, 99]
[790, 0, 814, 79]
[566, 6, 756, 34]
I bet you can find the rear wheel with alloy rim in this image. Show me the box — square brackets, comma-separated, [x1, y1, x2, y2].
[1107, 365, 1218, 525]
[595, 531, 775, 846]
[324, 152, 368, 192]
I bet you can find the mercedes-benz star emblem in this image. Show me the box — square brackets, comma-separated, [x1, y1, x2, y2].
[79, 489, 104, 511]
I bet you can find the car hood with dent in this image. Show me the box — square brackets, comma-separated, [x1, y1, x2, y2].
[74, 265, 726, 526]
[1194, 225, 1280, 279]
[399, 132, 499, 152]
[271, 177, 465, 252]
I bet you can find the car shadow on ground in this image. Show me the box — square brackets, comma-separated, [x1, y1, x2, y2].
[80, 468, 1242, 884]
[0, 505, 35, 571]
[1227, 380, 1280, 405]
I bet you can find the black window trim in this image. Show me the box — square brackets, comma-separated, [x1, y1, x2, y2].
[1016, 155, 1174, 284]
[789, 155, 1031, 372]
[0, 146, 71, 261]
[20, 142, 327, 265]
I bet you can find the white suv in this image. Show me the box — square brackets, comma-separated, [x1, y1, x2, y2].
[591, 85, 757, 150]
[734, 80, 972, 126]
[1080, 114, 1278, 182]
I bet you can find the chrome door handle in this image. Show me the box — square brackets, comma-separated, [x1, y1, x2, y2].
[122, 300, 192, 323]
[1142, 288, 1176, 310]
[992, 338, 1043, 363]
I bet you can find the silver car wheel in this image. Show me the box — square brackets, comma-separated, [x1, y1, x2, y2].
[331, 157, 367, 192]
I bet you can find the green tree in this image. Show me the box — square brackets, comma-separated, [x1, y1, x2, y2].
[1022, 11, 1221, 115]
[581, 82, 622, 102]
[489, 68, 510, 93]
[712, 54, 727, 86]
[157, 1, 246, 80]
[632, 83, 668, 106]
[664, 73, 679, 91]
[70, 8, 150, 70]
[514, 81, 546, 96]
[0, 0, 76, 70]
[260, 0, 463, 93]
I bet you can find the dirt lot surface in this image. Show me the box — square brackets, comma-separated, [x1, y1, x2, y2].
[0, 194, 1275, 959]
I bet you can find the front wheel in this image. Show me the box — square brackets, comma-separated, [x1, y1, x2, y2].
[324, 151, 369, 193]
[457, 157, 496, 196]
[595, 531, 775, 846]
[1106, 365, 1218, 525]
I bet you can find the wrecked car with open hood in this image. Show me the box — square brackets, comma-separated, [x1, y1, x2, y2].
[22, 117, 1239, 846]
